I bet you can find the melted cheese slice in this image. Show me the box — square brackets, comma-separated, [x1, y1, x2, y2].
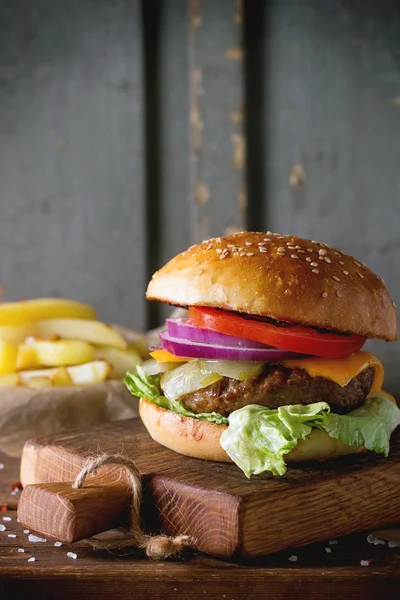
[281, 351, 384, 392]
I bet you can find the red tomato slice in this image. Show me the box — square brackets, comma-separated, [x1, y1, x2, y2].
[189, 307, 366, 359]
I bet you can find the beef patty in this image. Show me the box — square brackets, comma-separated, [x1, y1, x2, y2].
[179, 365, 374, 417]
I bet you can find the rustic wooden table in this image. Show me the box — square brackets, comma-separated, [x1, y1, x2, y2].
[0, 450, 399, 600]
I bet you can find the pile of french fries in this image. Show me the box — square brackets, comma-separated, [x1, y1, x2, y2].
[0, 298, 142, 388]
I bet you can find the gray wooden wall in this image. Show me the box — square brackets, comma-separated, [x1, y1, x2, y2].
[0, 0, 399, 387]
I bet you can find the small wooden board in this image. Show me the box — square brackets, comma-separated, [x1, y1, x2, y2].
[19, 418, 400, 559]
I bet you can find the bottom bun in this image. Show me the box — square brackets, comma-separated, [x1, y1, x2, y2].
[139, 398, 366, 464]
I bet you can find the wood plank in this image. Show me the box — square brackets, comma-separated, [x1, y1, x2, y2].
[253, 0, 400, 388]
[0, 511, 400, 599]
[0, 0, 147, 330]
[188, 0, 246, 242]
[17, 418, 400, 558]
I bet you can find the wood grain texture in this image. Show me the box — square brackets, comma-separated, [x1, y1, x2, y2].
[188, 0, 246, 242]
[253, 0, 400, 389]
[0, 0, 147, 330]
[18, 418, 400, 558]
[1, 509, 400, 600]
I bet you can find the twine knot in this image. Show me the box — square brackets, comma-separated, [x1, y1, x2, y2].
[72, 453, 193, 559]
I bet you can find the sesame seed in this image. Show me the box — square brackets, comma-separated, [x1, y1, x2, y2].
[318, 249, 327, 256]
[197, 269, 204, 274]
[342, 270, 349, 275]
[307, 248, 313, 252]
[246, 252, 254, 257]
[310, 262, 318, 267]
[277, 247, 285, 252]
[220, 254, 227, 259]
[333, 276, 340, 282]
[216, 249, 222, 254]
[295, 245, 301, 249]
[321, 292, 328, 298]
[215, 237, 221, 243]
[259, 247, 267, 253]
[277, 236, 285, 239]
[227, 244, 235, 248]
[306, 257, 311, 262]
[324, 257, 331, 263]
[339, 260, 344, 265]
[287, 245, 296, 249]
[284, 289, 292, 296]
[245, 242, 253, 246]
[297, 249, 305, 253]
[206, 243, 213, 251]
[238, 247, 244, 251]
[258, 242, 266, 246]
[239, 252, 246, 257]
[357, 272, 364, 278]
[336, 290, 342, 298]
[291, 254, 299, 259]
[311, 269, 319, 274]
[233, 252, 238, 257]
[354, 260, 361, 267]
[393, 301, 396, 309]
[289, 555, 298, 562]
[266, 231, 273, 235]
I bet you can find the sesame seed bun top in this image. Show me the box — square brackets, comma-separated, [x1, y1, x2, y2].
[146, 231, 398, 341]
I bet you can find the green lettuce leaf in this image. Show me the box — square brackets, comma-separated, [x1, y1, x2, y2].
[124, 367, 228, 425]
[220, 396, 400, 478]
[322, 396, 400, 456]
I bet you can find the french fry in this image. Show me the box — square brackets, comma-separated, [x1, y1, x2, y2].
[0, 319, 126, 348]
[0, 373, 20, 386]
[67, 360, 111, 385]
[93, 346, 142, 378]
[26, 376, 53, 388]
[16, 343, 40, 370]
[21, 339, 95, 367]
[19, 361, 111, 386]
[37, 319, 127, 349]
[51, 367, 74, 386]
[0, 340, 18, 374]
[0, 298, 96, 325]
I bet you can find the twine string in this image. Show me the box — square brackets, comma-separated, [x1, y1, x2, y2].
[72, 453, 192, 559]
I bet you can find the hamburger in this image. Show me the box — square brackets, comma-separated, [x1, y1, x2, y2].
[125, 232, 400, 477]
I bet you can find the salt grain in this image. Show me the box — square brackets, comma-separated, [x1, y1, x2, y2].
[18, 548, 24, 553]
[3, 517, 11, 521]
[67, 552, 77, 560]
[27, 557, 36, 562]
[28, 534, 46, 543]
[367, 534, 385, 546]
[325, 547, 332, 553]
[288, 555, 298, 562]
[388, 540, 400, 548]
[329, 540, 338, 545]
[360, 560, 370, 567]
[0, 464, 4, 470]
[7, 534, 16, 538]
[23, 530, 29, 534]
[54, 541, 62, 547]
[0, 525, 6, 531]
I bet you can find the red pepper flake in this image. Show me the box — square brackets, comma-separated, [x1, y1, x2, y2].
[10, 481, 22, 491]
[0, 505, 8, 512]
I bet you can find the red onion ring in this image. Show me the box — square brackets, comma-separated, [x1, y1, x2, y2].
[166, 318, 268, 348]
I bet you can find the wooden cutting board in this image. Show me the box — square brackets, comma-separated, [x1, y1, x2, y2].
[18, 418, 400, 559]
